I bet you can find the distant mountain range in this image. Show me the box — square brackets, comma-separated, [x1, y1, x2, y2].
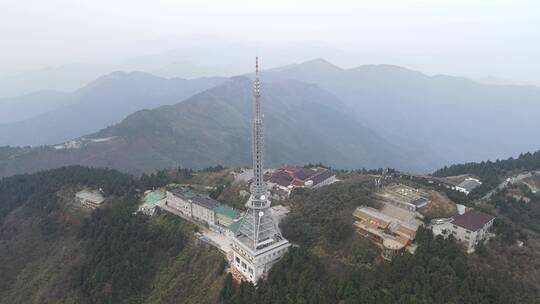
[260, 59, 540, 166]
[0, 91, 70, 124]
[0, 72, 226, 146]
[0, 63, 119, 98]
[0, 77, 426, 177]
[0, 43, 366, 98]
[1, 58, 539, 178]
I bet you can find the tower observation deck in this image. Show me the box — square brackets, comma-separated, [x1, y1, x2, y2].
[230, 58, 290, 283]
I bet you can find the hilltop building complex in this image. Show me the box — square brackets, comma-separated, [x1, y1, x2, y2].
[140, 186, 239, 231]
[266, 166, 337, 200]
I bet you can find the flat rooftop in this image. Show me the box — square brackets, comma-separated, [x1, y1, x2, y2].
[356, 206, 419, 231]
[76, 189, 105, 204]
[192, 195, 219, 210]
[144, 190, 165, 205]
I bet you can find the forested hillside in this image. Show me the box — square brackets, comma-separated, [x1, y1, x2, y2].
[0, 166, 227, 304]
[433, 150, 540, 198]
[434, 150, 540, 178]
[0, 72, 226, 146]
[220, 176, 539, 303]
[2, 165, 540, 303]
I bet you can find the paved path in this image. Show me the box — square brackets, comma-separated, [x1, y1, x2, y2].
[479, 171, 539, 202]
[159, 203, 231, 254]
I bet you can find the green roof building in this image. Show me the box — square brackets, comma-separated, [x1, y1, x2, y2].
[214, 205, 239, 227]
[227, 220, 243, 234]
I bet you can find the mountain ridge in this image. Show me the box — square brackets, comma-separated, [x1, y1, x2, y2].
[0, 77, 432, 177]
[260, 59, 540, 167]
[0, 72, 227, 146]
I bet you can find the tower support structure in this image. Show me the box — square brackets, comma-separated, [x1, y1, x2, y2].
[230, 57, 290, 283]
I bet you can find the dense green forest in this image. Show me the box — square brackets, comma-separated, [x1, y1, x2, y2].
[433, 150, 540, 198]
[0, 166, 227, 304]
[221, 176, 539, 304]
[223, 230, 533, 304]
[2, 165, 540, 303]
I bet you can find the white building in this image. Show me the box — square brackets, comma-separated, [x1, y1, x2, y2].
[432, 209, 495, 253]
[166, 187, 195, 217]
[455, 178, 482, 195]
[191, 196, 219, 227]
[231, 230, 290, 283]
[75, 189, 105, 209]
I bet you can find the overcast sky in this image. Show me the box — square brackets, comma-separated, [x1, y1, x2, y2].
[1, 0, 539, 83]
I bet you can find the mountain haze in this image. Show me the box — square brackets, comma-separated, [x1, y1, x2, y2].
[0, 77, 430, 177]
[0, 63, 119, 98]
[262, 59, 540, 166]
[0, 91, 70, 124]
[0, 72, 226, 146]
[2, 59, 539, 177]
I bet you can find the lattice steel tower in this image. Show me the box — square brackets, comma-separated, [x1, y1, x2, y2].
[230, 57, 290, 283]
[250, 56, 266, 201]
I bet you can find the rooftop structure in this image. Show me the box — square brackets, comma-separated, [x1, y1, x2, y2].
[214, 205, 240, 227]
[452, 209, 495, 231]
[431, 209, 495, 253]
[376, 184, 431, 212]
[214, 205, 239, 219]
[353, 206, 420, 260]
[228, 220, 243, 234]
[192, 195, 220, 210]
[75, 189, 105, 209]
[168, 186, 197, 200]
[138, 190, 166, 216]
[266, 166, 337, 200]
[230, 58, 290, 284]
[456, 178, 482, 195]
[144, 190, 166, 205]
[411, 197, 431, 208]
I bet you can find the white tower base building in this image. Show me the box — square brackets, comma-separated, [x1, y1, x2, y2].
[231, 223, 290, 282]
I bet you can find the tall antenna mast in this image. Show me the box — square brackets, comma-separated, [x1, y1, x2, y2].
[230, 57, 291, 283]
[250, 56, 266, 201]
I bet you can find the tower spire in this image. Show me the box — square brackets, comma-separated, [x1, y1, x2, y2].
[256, 56, 259, 75]
[250, 56, 266, 201]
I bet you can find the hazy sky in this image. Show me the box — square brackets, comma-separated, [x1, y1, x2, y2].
[1, 0, 539, 83]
